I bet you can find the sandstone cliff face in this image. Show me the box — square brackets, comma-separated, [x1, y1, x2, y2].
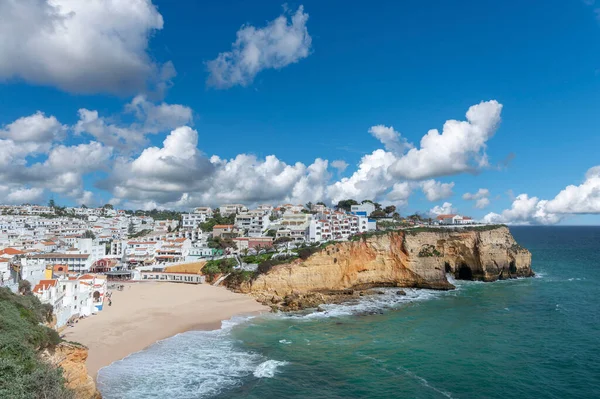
[246, 227, 532, 301]
[44, 343, 101, 399]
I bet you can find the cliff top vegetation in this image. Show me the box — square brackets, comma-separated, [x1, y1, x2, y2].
[0, 287, 74, 398]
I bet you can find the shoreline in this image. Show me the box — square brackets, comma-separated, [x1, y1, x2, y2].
[61, 282, 269, 379]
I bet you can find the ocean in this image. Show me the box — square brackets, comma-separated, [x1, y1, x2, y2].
[97, 226, 600, 399]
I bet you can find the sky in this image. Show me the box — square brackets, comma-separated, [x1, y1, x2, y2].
[0, 0, 599, 225]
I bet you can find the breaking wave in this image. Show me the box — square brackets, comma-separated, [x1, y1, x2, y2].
[253, 360, 289, 378]
[97, 316, 287, 399]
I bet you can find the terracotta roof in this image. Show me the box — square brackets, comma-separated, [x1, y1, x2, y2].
[0, 248, 24, 255]
[33, 279, 58, 294]
[213, 225, 233, 229]
[30, 253, 90, 259]
[436, 214, 457, 220]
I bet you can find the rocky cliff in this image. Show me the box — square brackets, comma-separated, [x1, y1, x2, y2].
[44, 342, 101, 399]
[245, 226, 532, 307]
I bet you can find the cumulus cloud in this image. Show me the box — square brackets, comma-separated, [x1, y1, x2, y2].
[206, 5, 312, 88]
[463, 188, 491, 209]
[368, 125, 412, 154]
[0, 0, 170, 95]
[125, 95, 193, 133]
[420, 180, 454, 202]
[326, 149, 397, 204]
[0, 186, 45, 205]
[483, 167, 600, 225]
[0, 111, 65, 144]
[101, 126, 331, 207]
[545, 166, 600, 214]
[387, 182, 413, 207]
[429, 202, 457, 216]
[483, 194, 560, 225]
[75, 97, 193, 151]
[389, 100, 503, 180]
[331, 160, 349, 173]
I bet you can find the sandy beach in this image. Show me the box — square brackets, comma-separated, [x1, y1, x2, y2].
[62, 282, 269, 377]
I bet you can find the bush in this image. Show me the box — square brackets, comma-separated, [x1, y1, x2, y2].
[224, 270, 255, 289]
[0, 287, 73, 398]
[298, 247, 320, 260]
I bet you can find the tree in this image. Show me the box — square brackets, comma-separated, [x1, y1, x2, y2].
[316, 201, 326, 206]
[392, 212, 401, 220]
[19, 280, 32, 295]
[102, 204, 114, 209]
[305, 202, 313, 211]
[127, 222, 135, 236]
[384, 205, 396, 215]
[83, 230, 96, 239]
[335, 199, 359, 212]
[167, 226, 172, 233]
[266, 229, 277, 237]
[274, 236, 293, 245]
[48, 199, 56, 208]
[369, 210, 387, 219]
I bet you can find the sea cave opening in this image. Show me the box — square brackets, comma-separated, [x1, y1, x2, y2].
[509, 261, 517, 274]
[457, 263, 473, 280]
[444, 262, 452, 273]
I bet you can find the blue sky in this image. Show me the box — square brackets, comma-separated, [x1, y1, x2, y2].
[0, 0, 599, 224]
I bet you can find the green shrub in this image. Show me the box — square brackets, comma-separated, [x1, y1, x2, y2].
[0, 287, 73, 398]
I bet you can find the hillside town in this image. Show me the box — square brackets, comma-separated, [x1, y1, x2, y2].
[0, 201, 476, 329]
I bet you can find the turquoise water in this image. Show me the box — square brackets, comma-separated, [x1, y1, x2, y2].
[98, 227, 600, 398]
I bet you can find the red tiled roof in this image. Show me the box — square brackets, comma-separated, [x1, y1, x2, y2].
[0, 248, 24, 255]
[33, 279, 58, 294]
[436, 214, 457, 220]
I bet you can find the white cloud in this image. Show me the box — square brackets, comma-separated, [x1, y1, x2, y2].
[545, 166, 600, 214]
[206, 5, 312, 88]
[0, 0, 170, 95]
[387, 182, 413, 207]
[331, 160, 349, 173]
[75, 97, 193, 151]
[483, 194, 560, 225]
[463, 188, 491, 209]
[389, 100, 503, 180]
[326, 149, 398, 204]
[102, 126, 331, 207]
[429, 202, 457, 216]
[2, 186, 45, 205]
[126, 95, 193, 133]
[368, 125, 412, 154]
[0, 111, 66, 144]
[420, 180, 454, 202]
[484, 166, 600, 225]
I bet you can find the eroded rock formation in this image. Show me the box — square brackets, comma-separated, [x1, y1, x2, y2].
[244, 226, 532, 308]
[44, 342, 101, 399]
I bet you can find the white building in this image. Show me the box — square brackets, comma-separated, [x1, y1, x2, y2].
[350, 203, 376, 217]
[436, 214, 474, 225]
[182, 213, 206, 230]
[219, 204, 248, 216]
[193, 207, 213, 218]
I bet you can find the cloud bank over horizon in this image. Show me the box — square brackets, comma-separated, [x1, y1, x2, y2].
[0, 99, 516, 213]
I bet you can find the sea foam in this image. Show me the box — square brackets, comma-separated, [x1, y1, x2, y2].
[97, 316, 285, 399]
[253, 360, 289, 378]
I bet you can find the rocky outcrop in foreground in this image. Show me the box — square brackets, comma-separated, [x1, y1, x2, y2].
[244, 226, 532, 310]
[44, 342, 101, 399]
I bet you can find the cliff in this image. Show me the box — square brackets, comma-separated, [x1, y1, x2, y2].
[245, 226, 532, 307]
[44, 342, 101, 399]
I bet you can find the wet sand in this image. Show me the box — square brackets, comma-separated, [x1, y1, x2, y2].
[62, 282, 268, 377]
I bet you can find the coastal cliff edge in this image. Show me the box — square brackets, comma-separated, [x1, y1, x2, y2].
[242, 226, 532, 309]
